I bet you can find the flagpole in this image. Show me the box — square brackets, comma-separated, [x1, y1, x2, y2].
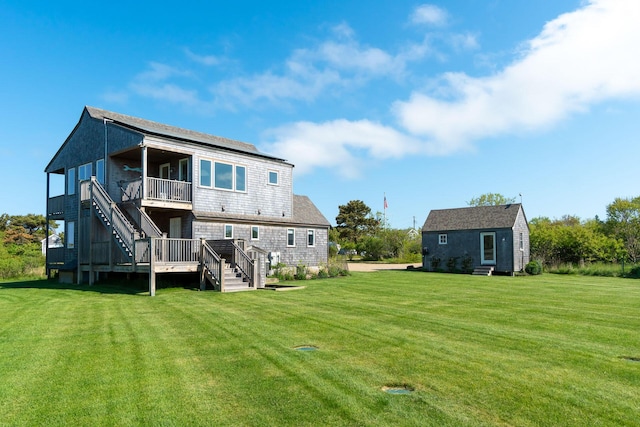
[383, 192, 387, 229]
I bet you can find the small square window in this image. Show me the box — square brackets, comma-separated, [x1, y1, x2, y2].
[268, 171, 279, 185]
[251, 226, 259, 240]
[439, 234, 448, 245]
[224, 224, 233, 239]
[287, 229, 295, 247]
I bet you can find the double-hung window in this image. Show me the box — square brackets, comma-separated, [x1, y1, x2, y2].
[224, 224, 233, 239]
[78, 162, 92, 181]
[287, 229, 295, 247]
[251, 226, 259, 240]
[307, 230, 315, 247]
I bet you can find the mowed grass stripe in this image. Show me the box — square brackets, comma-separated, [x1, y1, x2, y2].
[1, 273, 640, 426]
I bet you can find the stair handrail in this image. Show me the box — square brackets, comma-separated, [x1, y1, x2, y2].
[201, 240, 223, 289]
[91, 177, 136, 254]
[136, 206, 163, 238]
[230, 241, 254, 287]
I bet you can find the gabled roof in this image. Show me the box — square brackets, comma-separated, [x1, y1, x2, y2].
[422, 204, 525, 232]
[84, 106, 287, 162]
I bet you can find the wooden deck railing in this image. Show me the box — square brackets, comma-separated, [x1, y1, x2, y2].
[146, 177, 192, 203]
[47, 195, 65, 217]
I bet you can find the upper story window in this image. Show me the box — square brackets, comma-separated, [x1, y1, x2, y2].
[200, 158, 246, 192]
[78, 162, 92, 181]
[251, 226, 259, 240]
[67, 167, 76, 195]
[268, 170, 279, 185]
[200, 159, 212, 187]
[96, 159, 104, 184]
[224, 224, 233, 239]
[439, 234, 448, 245]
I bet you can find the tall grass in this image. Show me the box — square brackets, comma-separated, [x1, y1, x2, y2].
[546, 261, 640, 278]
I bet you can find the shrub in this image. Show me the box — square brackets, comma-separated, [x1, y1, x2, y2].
[461, 256, 474, 273]
[446, 257, 458, 272]
[525, 260, 543, 275]
[430, 256, 441, 271]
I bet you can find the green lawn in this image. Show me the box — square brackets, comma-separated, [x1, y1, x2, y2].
[1, 272, 639, 426]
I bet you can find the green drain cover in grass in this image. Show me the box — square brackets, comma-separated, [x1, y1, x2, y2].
[294, 345, 318, 351]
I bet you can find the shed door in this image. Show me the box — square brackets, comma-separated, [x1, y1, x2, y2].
[480, 232, 496, 265]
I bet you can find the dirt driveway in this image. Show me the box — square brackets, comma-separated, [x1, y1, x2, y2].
[346, 262, 420, 272]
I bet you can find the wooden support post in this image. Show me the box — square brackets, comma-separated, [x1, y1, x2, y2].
[199, 238, 206, 291]
[149, 237, 156, 296]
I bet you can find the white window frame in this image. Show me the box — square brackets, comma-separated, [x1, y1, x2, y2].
[199, 159, 212, 187]
[96, 159, 105, 184]
[251, 226, 259, 241]
[224, 224, 233, 239]
[307, 229, 315, 247]
[67, 167, 76, 195]
[178, 158, 189, 181]
[200, 158, 247, 193]
[287, 228, 295, 247]
[67, 221, 75, 249]
[268, 170, 279, 186]
[439, 234, 448, 245]
[78, 162, 92, 181]
[159, 163, 170, 180]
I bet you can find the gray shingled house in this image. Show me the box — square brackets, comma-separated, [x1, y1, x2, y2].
[45, 106, 330, 294]
[421, 204, 529, 275]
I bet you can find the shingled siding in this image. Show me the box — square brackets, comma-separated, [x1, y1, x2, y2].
[512, 210, 530, 272]
[191, 147, 293, 219]
[193, 221, 328, 268]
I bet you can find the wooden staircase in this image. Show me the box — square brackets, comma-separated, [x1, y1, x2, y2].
[221, 263, 254, 292]
[472, 266, 494, 276]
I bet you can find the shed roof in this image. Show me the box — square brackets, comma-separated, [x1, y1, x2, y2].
[422, 204, 524, 232]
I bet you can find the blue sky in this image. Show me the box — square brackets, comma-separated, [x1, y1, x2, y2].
[2, 0, 640, 228]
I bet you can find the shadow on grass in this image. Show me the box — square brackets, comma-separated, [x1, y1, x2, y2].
[0, 278, 148, 295]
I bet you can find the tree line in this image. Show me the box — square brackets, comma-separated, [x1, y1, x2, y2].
[0, 214, 55, 279]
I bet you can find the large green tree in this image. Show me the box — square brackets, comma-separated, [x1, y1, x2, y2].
[335, 200, 379, 245]
[467, 193, 516, 207]
[605, 196, 640, 262]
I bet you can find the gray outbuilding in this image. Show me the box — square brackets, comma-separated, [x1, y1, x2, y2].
[422, 204, 530, 275]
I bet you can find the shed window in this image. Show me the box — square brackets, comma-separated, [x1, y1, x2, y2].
[307, 230, 315, 247]
[519, 232, 524, 251]
[224, 224, 233, 239]
[439, 234, 448, 245]
[251, 226, 259, 240]
[287, 229, 295, 247]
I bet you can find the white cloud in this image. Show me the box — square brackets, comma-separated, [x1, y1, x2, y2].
[393, 0, 640, 154]
[263, 120, 423, 178]
[184, 48, 222, 66]
[410, 4, 448, 27]
[264, 0, 640, 175]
